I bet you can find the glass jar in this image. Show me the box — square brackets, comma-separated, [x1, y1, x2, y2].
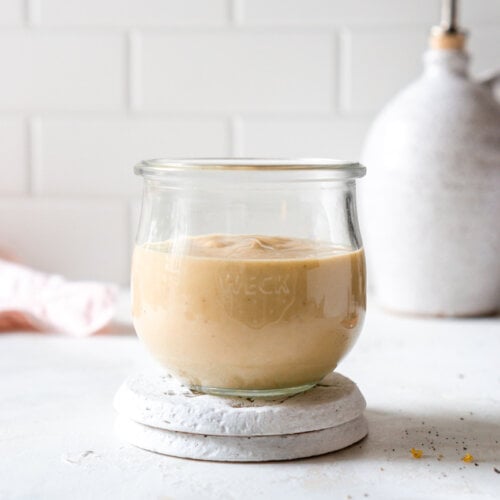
[132, 158, 366, 397]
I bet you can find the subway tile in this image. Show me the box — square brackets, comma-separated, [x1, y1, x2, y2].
[0, 198, 128, 283]
[341, 28, 426, 114]
[239, 0, 438, 25]
[238, 118, 370, 160]
[36, 0, 227, 26]
[463, 0, 500, 25]
[0, 32, 125, 111]
[469, 28, 500, 76]
[139, 32, 333, 113]
[0, 0, 24, 25]
[34, 118, 229, 196]
[0, 117, 26, 194]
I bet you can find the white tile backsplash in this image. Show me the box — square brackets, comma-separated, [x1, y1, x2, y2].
[0, 117, 26, 194]
[36, 0, 228, 26]
[238, 118, 369, 160]
[340, 28, 427, 114]
[0, 31, 126, 111]
[0, 198, 128, 282]
[0, 0, 497, 283]
[239, 0, 439, 25]
[0, 0, 24, 25]
[462, 0, 500, 26]
[34, 118, 229, 196]
[469, 28, 500, 76]
[138, 32, 333, 113]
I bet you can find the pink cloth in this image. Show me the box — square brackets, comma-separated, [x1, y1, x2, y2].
[0, 258, 118, 336]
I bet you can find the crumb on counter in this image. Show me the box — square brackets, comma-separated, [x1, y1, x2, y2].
[462, 453, 474, 463]
[410, 448, 423, 459]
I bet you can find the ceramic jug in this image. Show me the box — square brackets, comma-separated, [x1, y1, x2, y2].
[361, 0, 500, 316]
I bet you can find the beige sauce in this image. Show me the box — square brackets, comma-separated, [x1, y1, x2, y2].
[132, 235, 366, 391]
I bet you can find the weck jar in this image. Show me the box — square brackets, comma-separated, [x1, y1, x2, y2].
[132, 158, 367, 397]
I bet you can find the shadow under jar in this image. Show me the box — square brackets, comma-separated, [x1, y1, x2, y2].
[132, 158, 367, 397]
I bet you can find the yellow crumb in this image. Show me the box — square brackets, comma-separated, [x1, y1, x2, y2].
[462, 453, 474, 463]
[410, 448, 423, 459]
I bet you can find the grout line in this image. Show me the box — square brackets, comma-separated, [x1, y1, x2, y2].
[124, 31, 131, 111]
[25, 0, 40, 26]
[227, 116, 238, 156]
[128, 30, 142, 111]
[230, 0, 244, 26]
[8, 24, 419, 35]
[232, 115, 246, 156]
[0, 110, 376, 121]
[226, 0, 234, 25]
[331, 30, 339, 115]
[5, 192, 144, 202]
[0, 194, 136, 202]
[338, 28, 351, 116]
[126, 30, 133, 111]
[23, 116, 31, 195]
[0, 23, 444, 34]
[26, 116, 42, 196]
[226, 116, 234, 156]
[0, 110, 335, 119]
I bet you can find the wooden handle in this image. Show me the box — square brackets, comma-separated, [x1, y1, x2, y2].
[429, 31, 466, 50]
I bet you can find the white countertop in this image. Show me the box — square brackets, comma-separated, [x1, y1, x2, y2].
[1, 295, 499, 500]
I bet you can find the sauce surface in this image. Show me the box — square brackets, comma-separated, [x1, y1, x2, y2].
[146, 234, 346, 260]
[132, 234, 366, 391]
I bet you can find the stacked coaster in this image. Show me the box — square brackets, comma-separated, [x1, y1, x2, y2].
[114, 370, 368, 462]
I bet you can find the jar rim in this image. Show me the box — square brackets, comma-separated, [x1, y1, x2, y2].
[135, 157, 366, 178]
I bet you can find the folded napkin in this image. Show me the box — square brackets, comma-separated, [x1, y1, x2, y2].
[0, 258, 118, 336]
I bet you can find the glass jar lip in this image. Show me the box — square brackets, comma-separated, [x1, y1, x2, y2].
[135, 157, 366, 178]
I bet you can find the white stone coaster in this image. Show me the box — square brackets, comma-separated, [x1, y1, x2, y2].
[114, 413, 368, 462]
[114, 370, 366, 436]
[114, 370, 368, 461]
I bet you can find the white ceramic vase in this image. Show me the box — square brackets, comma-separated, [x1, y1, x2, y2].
[361, 47, 500, 316]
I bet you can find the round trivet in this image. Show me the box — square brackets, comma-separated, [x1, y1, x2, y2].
[114, 370, 366, 436]
[114, 413, 368, 462]
[113, 370, 368, 461]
